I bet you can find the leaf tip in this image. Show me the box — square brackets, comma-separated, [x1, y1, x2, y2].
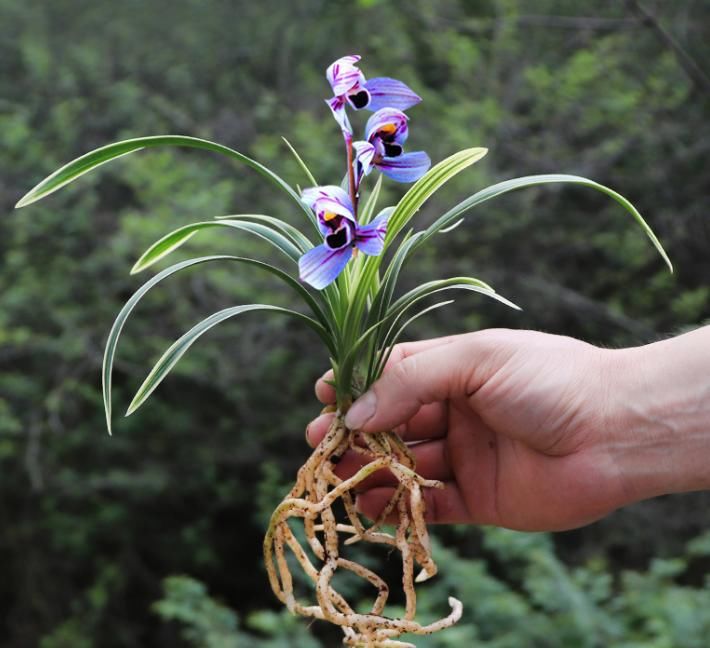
[665, 256, 674, 274]
[105, 410, 114, 435]
[467, 146, 488, 160]
[14, 193, 32, 209]
[129, 261, 145, 275]
[124, 401, 139, 417]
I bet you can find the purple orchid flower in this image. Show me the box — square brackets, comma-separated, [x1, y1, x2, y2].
[325, 55, 422, 133]
[298, 186, 389, 289]
[353, 108, 431, 183]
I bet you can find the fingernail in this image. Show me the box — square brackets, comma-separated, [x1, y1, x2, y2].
[345, 391, 377, 430]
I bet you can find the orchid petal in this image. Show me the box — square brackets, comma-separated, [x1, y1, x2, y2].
[326, 97, 352, 134]
[326, 55, 364, 96]
[365, 108, 409, 145]
[301, 185, 352, 208]
[353, 141, 376, 177]
[313, 196, 355, 222]
[302, 185, 354, 219]
[376, 151, 431, 183]
[299, 244, 352, 289]
[363, 77, 422, 112]
[355, 211, 389, 256]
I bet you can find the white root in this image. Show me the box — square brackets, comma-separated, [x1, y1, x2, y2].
[263, 415, 461, 646]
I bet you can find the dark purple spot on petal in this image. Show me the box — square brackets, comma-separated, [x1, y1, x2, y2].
[383, 142, 402, 157]
[326, 228, 349, 249]
[349, 90, 370, 109]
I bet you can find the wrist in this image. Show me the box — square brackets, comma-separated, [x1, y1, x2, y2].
[603, 327, 710, 503]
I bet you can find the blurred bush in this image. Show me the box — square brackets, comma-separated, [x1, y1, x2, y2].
[0, 0, 708, 646]
[151, 528, 710, 647]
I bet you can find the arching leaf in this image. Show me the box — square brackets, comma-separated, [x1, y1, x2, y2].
[103, 256, 333, 435]
[425, 173, 672, 271]
[130, 220, 302, 274]
[14, 134, 320, 235]
[384, 147, 488, 245]
[125, 304, 329, 416]
[212, 214, 313, 253]
[370, 300, 454, 383]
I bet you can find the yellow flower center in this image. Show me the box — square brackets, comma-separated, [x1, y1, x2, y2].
[323, 212, 337, 221]
[379, 123, 397, 135]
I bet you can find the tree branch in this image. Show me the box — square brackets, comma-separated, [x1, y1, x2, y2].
[627, 0, 710, 96]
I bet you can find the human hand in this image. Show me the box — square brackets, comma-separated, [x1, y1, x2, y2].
[306, 327, 710, 532]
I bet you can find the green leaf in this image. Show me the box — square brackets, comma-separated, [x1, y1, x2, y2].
[368, 279, 519, 384]
[339, 205, 400, 352]
[212, 214, 313, 253]
[130, 220, 302, 274]
[104, 255, 333, 435]
[425, 173, 673, 272]
[388, 277, 520, 316]
[385, 147, 488, 245]
[14, 134, 320, 235]
[361, 277, 517, 385]
[210, 216, 343, 325]
[359, 173, 384, 224]
[368, 230, 425, 329]
[126, 304, 328, 416]
[281, 137, 318, 186]
[371, 300, 454, 382]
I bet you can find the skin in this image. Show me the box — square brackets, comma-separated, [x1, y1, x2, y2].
[305, 327, 710, 532]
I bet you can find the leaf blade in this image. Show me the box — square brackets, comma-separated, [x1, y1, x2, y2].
[425, 173, 673, 272]
[384, 147, 488, 245]
[125, 304, 328, 416]
[281, 137, 318, 186]
[212, 214, 313, 253]
[130, 220, 302, 274]
[104, 255, 333, 435]
[14, 134, 320, 235]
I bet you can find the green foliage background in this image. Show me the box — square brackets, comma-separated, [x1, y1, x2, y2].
[1, 0, 708, 645]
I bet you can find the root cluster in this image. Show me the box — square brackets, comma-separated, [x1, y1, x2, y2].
[264, 414, 461, 647]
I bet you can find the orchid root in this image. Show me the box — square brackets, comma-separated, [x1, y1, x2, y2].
[264, 414, 461, 646]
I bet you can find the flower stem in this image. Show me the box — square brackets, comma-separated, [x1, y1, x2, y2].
[345, 133, 358, 218]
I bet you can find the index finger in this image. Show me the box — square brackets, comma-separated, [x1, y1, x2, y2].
[314, 333, 464, 405]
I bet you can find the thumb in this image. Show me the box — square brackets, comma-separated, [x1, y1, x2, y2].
[345, 332, 505, 432]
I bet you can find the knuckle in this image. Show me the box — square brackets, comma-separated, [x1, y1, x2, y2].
[389, 356, 417, 392]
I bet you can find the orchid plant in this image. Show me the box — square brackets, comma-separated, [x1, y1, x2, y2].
[16, 55, 671, 647]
